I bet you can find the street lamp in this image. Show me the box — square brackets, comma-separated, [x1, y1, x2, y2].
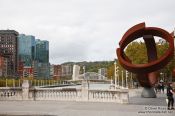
[83, 66, 86, 80]
[130, 72, 133, 88]
[82, 66, 89, 89]
[114, 61, 117, 89]
[160, 72, 163, 82]
[116, 66, 119, 87]
[110, 76, 113, 85]
[126, 70, 129, 88]
[121, 70, 124, 88]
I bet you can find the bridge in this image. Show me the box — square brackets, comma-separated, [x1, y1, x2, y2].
[73, 72, 108, 81]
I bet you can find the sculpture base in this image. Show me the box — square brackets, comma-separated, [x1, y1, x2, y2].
[141, 87, 156, 98]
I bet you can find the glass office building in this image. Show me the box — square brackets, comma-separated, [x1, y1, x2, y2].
[18, 34, 35, 66]
[35, 39, 50, 79]
[35, 39, 49, 63]
[18, 36, 50, 79]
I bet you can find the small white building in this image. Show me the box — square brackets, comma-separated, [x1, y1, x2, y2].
[72, 65, 80, 80]
[98, 68, 107, 80]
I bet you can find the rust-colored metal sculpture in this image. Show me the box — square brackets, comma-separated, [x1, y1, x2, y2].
[117, 22, 174, 97]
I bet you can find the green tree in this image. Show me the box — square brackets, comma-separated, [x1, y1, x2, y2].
[124, 41, 174, 81]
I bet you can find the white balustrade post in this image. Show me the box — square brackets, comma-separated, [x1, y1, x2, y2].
[81, 80, 89, 101]
[22, 80, 29, 100]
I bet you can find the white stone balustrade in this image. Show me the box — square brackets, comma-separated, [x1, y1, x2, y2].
[31, 88, 79, 101]
[0, 87, 22, 100]
[88, 89, 128, 103]
[0, 86, 129, 103]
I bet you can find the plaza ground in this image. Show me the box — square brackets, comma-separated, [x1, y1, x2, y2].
[0, 89, 174, 116]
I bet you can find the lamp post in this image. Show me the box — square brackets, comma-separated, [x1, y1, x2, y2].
[110, 76, 113, 86]
[83, 66, 86, 80]
[130, 72, 133, 88]
[13, 79, 15, 87]
[6, 78, 7, 87]
[114, 61, 117, 89]
[160, 72, 163, 82]
[19, 79, 20, 87]
[122, 70, 124, 88]
[126, 70, 129, 88]
[116, 66, 119, 87]
[82, 66, 88, 88]
[164, 73, 167, 82]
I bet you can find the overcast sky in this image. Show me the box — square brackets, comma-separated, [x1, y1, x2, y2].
[0, 0, 175, 64]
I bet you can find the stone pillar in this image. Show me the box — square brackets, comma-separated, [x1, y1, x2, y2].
[120, 90, 129, 104]
[141, 87, 156, 98]
[22, 80, 29, 100]
[81, 80, 89, 101]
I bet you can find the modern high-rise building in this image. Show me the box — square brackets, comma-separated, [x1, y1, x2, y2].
[18, 34, 35, 66]
[35, 39, 50, 79]
[35, 39, 49, 63]
[18, 34, 36, 78]
[0, 30, 19, 77]
[18, 35, 50, 79]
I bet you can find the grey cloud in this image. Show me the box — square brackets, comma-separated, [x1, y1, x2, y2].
[0, 0, 175, 64]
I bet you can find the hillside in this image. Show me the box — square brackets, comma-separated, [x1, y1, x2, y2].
[61, 61, 114, 73]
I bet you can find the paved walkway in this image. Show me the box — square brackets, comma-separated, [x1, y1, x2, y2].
[0, 89, 174, 116]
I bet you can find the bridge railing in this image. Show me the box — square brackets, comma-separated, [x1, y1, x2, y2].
[88, 89, 128, 103]
[0, 80, 129, 103]
[29, 88, 81, 101]
[0, 87, 22, 100]
[0, 87, 129, 103]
